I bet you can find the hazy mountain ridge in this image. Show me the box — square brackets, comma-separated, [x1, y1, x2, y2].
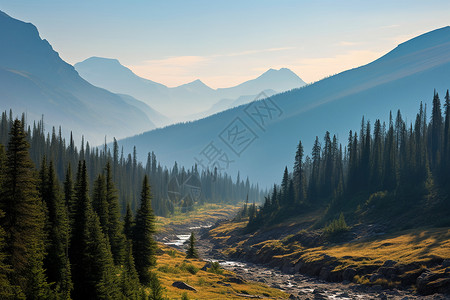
[75, 57, 306, 120]
[118, 26, 450, 187]
[0, 11, 156, 144]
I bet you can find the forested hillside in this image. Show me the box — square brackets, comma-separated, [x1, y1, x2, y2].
[0, 111, 262, 217]
[245, 90, 450, 230]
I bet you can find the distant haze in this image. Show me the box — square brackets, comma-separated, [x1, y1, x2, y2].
[0, 1, 448, 88]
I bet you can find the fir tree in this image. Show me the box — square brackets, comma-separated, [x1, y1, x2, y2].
[120, 240, 141, 299]
[133, 175, 157, 285]
[42, 161, 72, 297]
[0, 120, 50, 297]
[186, 232, 199, 259]
[105, 162, 125, 265]
[124, 202, 134, 241]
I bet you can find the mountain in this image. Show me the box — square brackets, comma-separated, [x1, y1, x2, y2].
[118, 26, 450, 187]
[75, 57, 306, 120]
[0, 11, 155, 144]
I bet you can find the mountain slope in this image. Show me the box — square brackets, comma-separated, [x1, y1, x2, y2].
[118, 26, 450, 187]
[0, 11, 154, 144]
[75, 58, 306, 120]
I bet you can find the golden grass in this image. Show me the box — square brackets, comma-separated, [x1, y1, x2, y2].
[153, 244, 288, 300]
[156, 204, 241, 234]
[299, 227, 450, 271]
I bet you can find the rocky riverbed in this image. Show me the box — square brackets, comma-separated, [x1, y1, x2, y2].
[156, 218, 450, 300]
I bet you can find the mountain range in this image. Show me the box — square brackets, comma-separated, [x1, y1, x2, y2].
[75, 58, 306, 121]
[0, 10, 157, 144]
[118, 26, 450, 187]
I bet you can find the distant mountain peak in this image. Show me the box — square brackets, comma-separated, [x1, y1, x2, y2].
[178, 79, 212, 90]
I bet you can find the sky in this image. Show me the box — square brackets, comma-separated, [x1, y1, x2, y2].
[1, 0, 449, 88]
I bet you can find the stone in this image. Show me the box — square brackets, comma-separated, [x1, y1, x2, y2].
[318, 267, 331, 281]
[172, 281, 197, 291]
[383, 260, 398, 267]
[343, 268, 357, 281]
[201, 262, 212, 271]
[442, 259, 450, 268]
[227, 275, 246, 284]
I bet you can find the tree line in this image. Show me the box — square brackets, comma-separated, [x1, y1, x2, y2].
[247, 90, 450, 230]
[0, 112, 262, 217]
[0, 119, 165, 298]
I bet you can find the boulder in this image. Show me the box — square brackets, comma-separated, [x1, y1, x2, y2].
[343, 268, 357, 281]
[383, 260, 397, 267]
[318, 267, 331, 281]
[226, 275, 246, 284]
[172, 281, 197, 291]
[201, 262, 212, 271]
[416, 271, 440, 294]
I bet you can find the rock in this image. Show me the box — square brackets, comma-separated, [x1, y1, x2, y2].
[378, 266, 398, 279]
[226, 275, 246, 284]
[235, 294, 262, 298]
[318, 267, 331, 281]
[372, 285, 383, 291]
[288, 294, 297, 299]
[383, 260, 398, 267]
[343, 268, 357, 281]
[217, 280, 231, 287]
[172, 281, 197, 291]
[423, 278, 450, 294]
[416, 271, 440, 294]
[370, 273, 383, 283]
[201, 262, 212, 271]
[294, 261, 303, 273]
[442, 259, 450, 268]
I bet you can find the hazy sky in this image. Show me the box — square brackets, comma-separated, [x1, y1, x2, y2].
[1, 0, 449, 88]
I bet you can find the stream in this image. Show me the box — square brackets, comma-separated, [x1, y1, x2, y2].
[160, 224, 448, 300]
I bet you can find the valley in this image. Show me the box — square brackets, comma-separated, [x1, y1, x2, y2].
[156, 205, 449, 299]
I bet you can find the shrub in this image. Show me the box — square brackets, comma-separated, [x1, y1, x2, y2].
[207, 261, 224, 275]
[181, 263, 199, 275]
[323, 213, 350, 237]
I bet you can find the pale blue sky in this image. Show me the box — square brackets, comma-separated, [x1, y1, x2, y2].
[1, 0, 449, 88]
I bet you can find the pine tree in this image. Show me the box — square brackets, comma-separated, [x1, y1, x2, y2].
[0, 120, 50, 298]
[120, 240, 141, 299]
[124, 202, 134, 241]
[430, 92, 443, 169]
[70, 161, 119, 299]
[186, 232, 199, 259]
[293, 140, 306, 203]
[133, 175, 157, 285]
[105, 162, 125, 265]
[92, 174, 109, 233]
[42, 161, 72, 297]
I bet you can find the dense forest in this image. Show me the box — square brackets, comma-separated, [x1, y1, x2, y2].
[0, 112, 262, 217]
[0, 111, 263, 299]
[245, 90, 450, 231]
[0, 119, 164, 298]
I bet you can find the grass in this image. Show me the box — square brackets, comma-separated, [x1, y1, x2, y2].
[298, 227, 450, 271]
[156, 204, 241, 234]
[153, 243, 289, 299]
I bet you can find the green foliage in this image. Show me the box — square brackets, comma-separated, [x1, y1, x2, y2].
[148, 272, 165, 300]
[180, 262, 199, 275]
[185, 232, 199, 259]
[181, 292, 189, 300]
[323, 213, 350, 237]
[133, 175, 157, 285]
[207, 261, 224, 275]
[0, 120, 49, 297]
[120, 240, 142, 299]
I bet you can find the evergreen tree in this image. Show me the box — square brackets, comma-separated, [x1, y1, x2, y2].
[105, 162, 125, 265]
[41, 161, 72, 297]
[133, 175, 157, 285]
[0, 120, 50, 297]
[293, 140, 306, 203]
[124, 202, 134, 241]
[120, 240, 141, 299]
[70, 161, 119, 299]
[92, 174, 109, 233]
[185, 232, 199, 259]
